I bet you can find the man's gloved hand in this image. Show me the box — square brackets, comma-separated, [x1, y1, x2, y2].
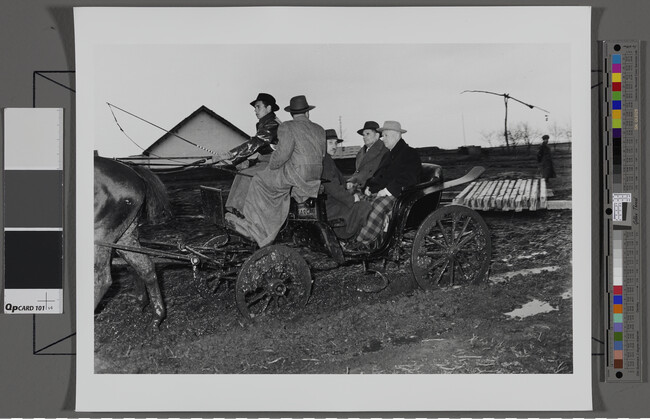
[376, 188, 392, 198]
[214, 151, 233, 163]
[235, 160, 250, 170]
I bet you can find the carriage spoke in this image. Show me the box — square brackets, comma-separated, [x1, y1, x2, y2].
[454, 253, 473, 282]
[424, 235, 446, 249]
[455, 217, 472, 245]
[424, 255, 448, 269]
[436, 220, 450, 245]
[261, 294, 273, 313]
[434, 259, 450, 285]
[247, 289, 270, 306]
[451, 214, 458, 243]
[449, 258, 456, 286]
[456, 230, 478, 249]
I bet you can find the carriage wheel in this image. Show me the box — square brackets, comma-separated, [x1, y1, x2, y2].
[411, 205, 491, 290]
[236, 245, 312, 319]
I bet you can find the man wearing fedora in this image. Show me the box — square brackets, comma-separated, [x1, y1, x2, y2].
[226, 95, 326, 247]
[225, 93, 282, 215]
[351, 120, 421, 249]
[321, 129, 372, 240]
[227, 92, 281, 167]
[536, 134, 556, 181]
[346, 121, 388, 193]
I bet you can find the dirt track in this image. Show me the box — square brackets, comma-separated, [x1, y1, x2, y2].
[95, 147, 573, 374]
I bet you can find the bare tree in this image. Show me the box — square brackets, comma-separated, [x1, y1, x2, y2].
[480, 129, 498, 147]
[560, 124, 572, 142]
[513, 122, 540, 154]
[549, 121, 562, 143]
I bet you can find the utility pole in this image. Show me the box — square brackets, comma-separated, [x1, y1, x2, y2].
[461, 90, 550, 151]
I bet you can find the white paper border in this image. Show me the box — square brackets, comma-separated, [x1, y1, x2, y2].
[75, 6, 592, 412]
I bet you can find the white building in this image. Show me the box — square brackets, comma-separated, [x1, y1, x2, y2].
[122, 105, 250, 169]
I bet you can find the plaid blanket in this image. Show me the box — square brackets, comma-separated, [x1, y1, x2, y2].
[356, 195, 395, 244]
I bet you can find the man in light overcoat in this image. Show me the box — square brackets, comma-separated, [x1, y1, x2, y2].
[226, 95, 326, 247]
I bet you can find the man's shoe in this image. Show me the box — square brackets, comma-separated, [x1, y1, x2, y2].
[341, 240, 371, 253]
[225, 207, 245, 219]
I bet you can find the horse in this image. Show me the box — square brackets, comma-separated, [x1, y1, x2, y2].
[94, 156, 173, 330]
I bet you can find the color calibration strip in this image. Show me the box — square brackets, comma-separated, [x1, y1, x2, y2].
[602, 41, 642, 382]
[3, 108, 64, 314]
[611, 53, 622, 191]
[611, 230, 623, 368]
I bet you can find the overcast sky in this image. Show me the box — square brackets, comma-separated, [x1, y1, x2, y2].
[94, 42, 570, 158]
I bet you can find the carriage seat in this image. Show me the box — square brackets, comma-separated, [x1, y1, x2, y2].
[290, 195, 324, 220]
[402, 163, 443, 193]
[418, 163, 443, 186]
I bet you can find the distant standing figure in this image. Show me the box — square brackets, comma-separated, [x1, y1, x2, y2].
[346, 121, 389, 192]
[537, 134, 556, 180]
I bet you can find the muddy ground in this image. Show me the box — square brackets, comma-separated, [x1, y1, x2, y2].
[95, 146, 573, 374]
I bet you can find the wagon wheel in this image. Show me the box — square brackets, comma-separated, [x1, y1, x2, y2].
[236, 245, 312, 319]
[411, 205, 491, 290]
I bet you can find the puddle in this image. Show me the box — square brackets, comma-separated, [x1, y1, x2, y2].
[505, 299, 558, 319]
[516, 251, 549, 260]
[490, 266, 560, 283]
[392, 335, 420, 345]
[560, 289, 572, 300]
[362, 338, 383, 353]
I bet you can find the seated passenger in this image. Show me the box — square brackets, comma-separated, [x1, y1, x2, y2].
[346, 121, 389, 193]
[321, 129, 372, 240]
[225, 95, 326, 247]
[224, 93, 281, 216]
[351, 120, 421, 249]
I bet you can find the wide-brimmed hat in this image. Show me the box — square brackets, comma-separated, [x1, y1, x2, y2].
[250, 93, 279, 112]
[284, 95, 316, 113]
[325, 129, 343, 143]
[357, 120, 380, 135]
[377, 120, 407, 133]
[542, 134, 550, 141]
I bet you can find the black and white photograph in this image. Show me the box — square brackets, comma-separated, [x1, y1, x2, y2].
[76, 6, 592, 412]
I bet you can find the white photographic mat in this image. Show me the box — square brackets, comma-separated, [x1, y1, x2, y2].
[76, 6, 591, 412]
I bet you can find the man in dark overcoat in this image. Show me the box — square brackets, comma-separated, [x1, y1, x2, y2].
[537, 134, 556, 180]
[352, 120, 421, 249]
[321, 129, 372, 240]
[346, 121, 389, 193]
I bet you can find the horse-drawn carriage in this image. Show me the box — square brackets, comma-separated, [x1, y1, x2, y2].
[95, 157, 491, 326]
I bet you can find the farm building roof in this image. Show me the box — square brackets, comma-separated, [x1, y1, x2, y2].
[143, 105, 250, 155]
